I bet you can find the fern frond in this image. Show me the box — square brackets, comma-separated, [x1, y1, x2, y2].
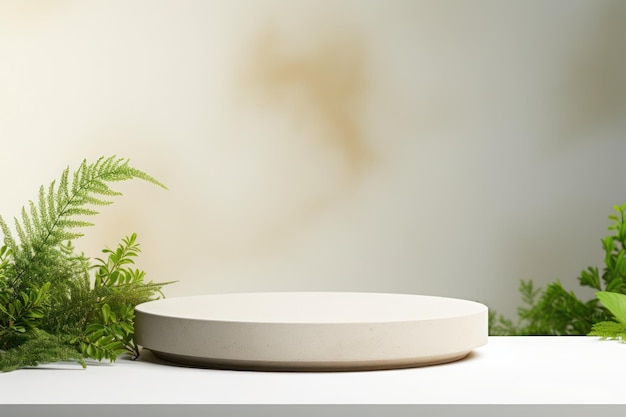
[589, 321, 626, 342]
[0, 329, 85, 372]
[8, 156, 166, 259]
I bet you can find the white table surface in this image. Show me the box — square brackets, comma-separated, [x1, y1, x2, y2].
[1, 336, 625, 405]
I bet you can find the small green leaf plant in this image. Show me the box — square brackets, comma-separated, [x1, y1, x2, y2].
[489, 204, 626, 338]
[588, 291, 626, 342]
[0, 156, 170, 371]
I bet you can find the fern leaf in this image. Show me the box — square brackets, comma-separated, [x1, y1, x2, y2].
[0, 329, 85, 372]
[14, 222, 28, 254]
[7, 156, 166, 259]
[0, 216, 16, 253]
[45, 182, 55, 227]
[29, 201, 41, 235]
[19, 207, 34, 248]
[56, 168, 70, 209]
[589, 321, 626, 341]
[62, 207, 99, 217]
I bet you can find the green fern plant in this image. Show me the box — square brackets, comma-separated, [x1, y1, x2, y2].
[0, 156, 169, 371]
[489, 204, 626, 338]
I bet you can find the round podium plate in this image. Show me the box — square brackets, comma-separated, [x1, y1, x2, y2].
[134, 292, 488, 371]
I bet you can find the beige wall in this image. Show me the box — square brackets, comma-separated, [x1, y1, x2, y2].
[1, 0, 625, 319]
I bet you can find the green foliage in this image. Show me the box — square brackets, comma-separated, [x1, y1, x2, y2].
[79, 233, 170, 361]
[0, 156, 169, 371]
[0, 330, 85, 372]
[588, 291, 626, 342]
[489, 204, 626, 337]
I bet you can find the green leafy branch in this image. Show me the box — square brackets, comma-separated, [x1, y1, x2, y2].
[81, 233, 172, 361]
[0, 281, 50, 342]
[0, 156, 165, 281]
[0, 156, 170, 371]
[490, 204, 626, 336]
